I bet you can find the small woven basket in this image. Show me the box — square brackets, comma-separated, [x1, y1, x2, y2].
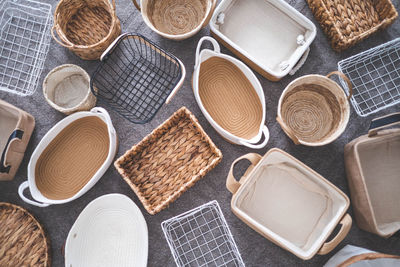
[0, 202, 50, 267]
[307, 0, 398, 51]
[52, 0, 121, 60]
[114, 107, 222, 215]
[277, 71, 352, 146]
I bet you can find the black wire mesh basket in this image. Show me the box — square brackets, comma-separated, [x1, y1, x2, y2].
[90, 33, 185, 124]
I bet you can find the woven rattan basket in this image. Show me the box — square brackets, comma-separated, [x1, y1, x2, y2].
[277, 71, 352, 146]
[307, 0, 398, 51]
[0, 202, 50, 266]
[52, 0, 121, 60]
[114, 107, 222, 215]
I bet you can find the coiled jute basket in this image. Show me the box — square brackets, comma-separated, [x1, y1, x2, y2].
[277, 71, 352, 146]
[52, 0, 121, 60]
[0, 202, 50, 266]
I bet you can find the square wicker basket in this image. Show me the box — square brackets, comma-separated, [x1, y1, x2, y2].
[307, 0, 398, 51]
[114, 107, 222, 215]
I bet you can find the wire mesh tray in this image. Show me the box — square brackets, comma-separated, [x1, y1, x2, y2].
[0, 0, 52, 96]
[338, 38, 400, 117]
[162, 201, 245, 267]
[91, 33, 186, 124]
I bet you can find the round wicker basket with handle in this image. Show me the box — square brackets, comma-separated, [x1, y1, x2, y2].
[277, 71, 352, 146]
[52, 0, 121, 60]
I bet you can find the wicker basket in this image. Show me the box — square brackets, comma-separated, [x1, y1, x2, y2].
[307, 0, 398, 51]
[277, 71, 352, 146]
[0, 202, 50, 266]
[52, 0, 121, 60]
[114, 107, 222, 215]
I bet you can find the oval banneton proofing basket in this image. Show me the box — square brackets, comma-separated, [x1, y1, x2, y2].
[18, 108, 117, 207]
[132, 0, 217, 40]
[65, 194, 148, 267]
[193, 37, 269, 149]
[277, 72, 352, 146]
[226, 148, 352, 260]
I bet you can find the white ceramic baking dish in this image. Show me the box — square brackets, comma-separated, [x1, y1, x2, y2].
[65, 194, 148, 267]
[227, 148, 351, 260]
[18, 107, 117, 207]
[210, 0, 316, 81]
[192, 37, 269, 149]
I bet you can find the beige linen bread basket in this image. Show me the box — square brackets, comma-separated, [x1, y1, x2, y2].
[277, 71, 352, 146]
[52, 0, 121, 60]
[344, 112, 400, 238]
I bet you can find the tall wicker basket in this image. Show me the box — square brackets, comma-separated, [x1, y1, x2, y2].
[307, 0, 398, 51]
[52, 0, 121, 60]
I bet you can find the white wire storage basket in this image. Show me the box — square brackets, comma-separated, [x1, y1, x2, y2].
[338, 38, 400, 117]
[161, 201, 245, 267]
[0, 0, 52, 96]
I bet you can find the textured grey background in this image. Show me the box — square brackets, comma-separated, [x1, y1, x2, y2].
[1, 0, 400, 266]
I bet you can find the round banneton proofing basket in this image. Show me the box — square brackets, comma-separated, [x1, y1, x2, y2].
[52, 0, 121, 60]
[43, 64, 96, 115]
[0, 202, 50, 267]
[277, 71, 352, 146]
[132, 0, 217, 40]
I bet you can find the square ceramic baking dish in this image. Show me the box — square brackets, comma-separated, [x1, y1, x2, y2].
[210, 0, 316, 81]
[344, 112, 400, 238]
[226, 148, 351, 260]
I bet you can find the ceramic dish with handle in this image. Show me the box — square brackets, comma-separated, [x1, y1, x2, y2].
[192, 37, 269, 149]
[227, 148, 351, 260]
[65, 194, 148, 267]
[18, 107, 117, 207]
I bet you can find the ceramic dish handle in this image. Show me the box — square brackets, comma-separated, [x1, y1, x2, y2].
[238, 126, 270, 149]
[326, 71, 353, 101]
[195, 36, 220, 69]
[318, 214, 352, 255]
[165, 58, 186, 104]
[368, 112, 400, 137]
[91, 107, 116, 135]
[18, 181, 50, 207]
[0, 129, 23, 173]
[226, 153, 262, 194]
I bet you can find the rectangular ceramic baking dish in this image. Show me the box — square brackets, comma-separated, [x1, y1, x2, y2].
[344, 112, 400, 238]
[210, 0, 316, 81]
[227, 148, 351, 260]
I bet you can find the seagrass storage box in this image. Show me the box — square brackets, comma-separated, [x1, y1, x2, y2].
[307, 0, 398, 51]
[344, 112, 400, 238]
[227, 148, 351, 260]
[114, 107, 222, 215]
[210, 0, 316, 81]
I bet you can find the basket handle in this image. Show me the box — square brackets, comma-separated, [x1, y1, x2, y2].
[326, 71, 353, 101]
[226, 153, 262, 194]
[166, 58, 186, 104]
[111, 0, 116, 11]
[276, 116, 300, 145]
[238, 126, 270, 149]
[51, 25, 73, 48]
[100, 33, 128, 61]
[368, 112, 400, 137]
[0, 130, 23, 174]
[318, 214, 352, 255]
[132, 0, 141, 11]
[200, 0, 217, 29]
[195, 36, 220, 69]
[91, 107, 116, 135]
[18, 181, 50, 207]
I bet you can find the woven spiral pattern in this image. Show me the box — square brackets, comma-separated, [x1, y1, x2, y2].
[307, 0, 398, 51]
[53, 0, 121, 60]
[0, 203, 50, 267]
[199, 57, 263, 140]
[36, 116, 109, 200]
[114, 107, 222, 215]
[149, 0, 207, 35]
[281, 84, 341, 143]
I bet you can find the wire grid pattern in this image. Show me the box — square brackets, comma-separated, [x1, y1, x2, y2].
[91, 34, 183, 124]
[338, 38, 400, 117]
[0, 0, 52, 96]
[162, 201, 245, 267]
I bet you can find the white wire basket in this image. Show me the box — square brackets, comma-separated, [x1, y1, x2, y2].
[0, 0, 52, 96]
[338, 38, 400, 117]
[161, 201, 245, 267]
